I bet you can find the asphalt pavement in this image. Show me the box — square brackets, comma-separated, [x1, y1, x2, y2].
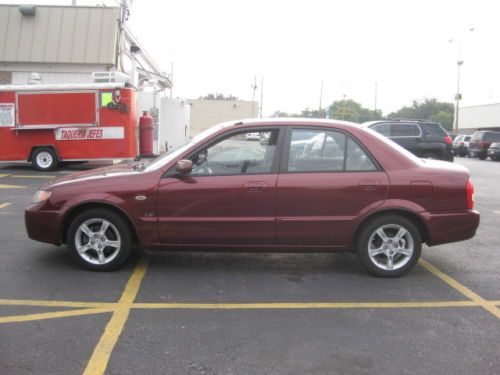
[0, 158, 499, 375]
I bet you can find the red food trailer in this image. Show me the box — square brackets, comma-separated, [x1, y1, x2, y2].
[0, 83, 137, 170]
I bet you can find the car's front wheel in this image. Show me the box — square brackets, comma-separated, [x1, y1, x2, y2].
[67, 209, 133, 271]
[357, 215, 422, 277]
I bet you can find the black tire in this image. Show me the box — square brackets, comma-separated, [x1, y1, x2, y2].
[357, 215, 422, 277]
[478, 154, 487, 160]
[67, 208, 133, 271]
[458, 152, 467, 157]
[32, 147, 59, 171]
[422, 153, 438, 160]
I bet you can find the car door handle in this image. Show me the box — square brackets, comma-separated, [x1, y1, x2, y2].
[359, 179, 380, 191]
[244, 181, 267, 192]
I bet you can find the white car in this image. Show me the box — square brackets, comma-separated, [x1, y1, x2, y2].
[245, 132, 261, 141]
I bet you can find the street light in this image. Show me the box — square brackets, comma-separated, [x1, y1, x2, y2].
[449, 28, 474, 133]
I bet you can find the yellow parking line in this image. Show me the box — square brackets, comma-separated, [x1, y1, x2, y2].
[0, 307, 114, 324]
[420, 259, 500, 319]
[0, 299, 114, 308]
[0, 203, 11, 209]
[83, 255, 150, 375]
[10, 175, 55, 179]
[132, 300, 478, 309]
[0, 174, 10, 178]
[0, 184, 25, 189]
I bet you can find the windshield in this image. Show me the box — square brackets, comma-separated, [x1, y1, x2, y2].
[143, 121, 234, 171]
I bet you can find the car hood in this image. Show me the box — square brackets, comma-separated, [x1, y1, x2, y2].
[43, 162, 141, 189]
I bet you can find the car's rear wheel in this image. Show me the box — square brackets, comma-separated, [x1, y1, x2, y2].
[67, 209, 132, 271]
[422, 152, 438, 160]
[357, 215, 422, 277]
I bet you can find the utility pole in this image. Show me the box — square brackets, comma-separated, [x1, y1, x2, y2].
[251, 76, 257, 117]
[259, 76, 264, 118]
[319, 80, 323, 114]
[374, 82, 378, 113]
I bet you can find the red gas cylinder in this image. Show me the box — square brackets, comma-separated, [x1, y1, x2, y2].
[139, 111, 154, 156]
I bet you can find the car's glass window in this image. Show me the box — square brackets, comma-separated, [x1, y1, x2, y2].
[371, 124, 391, 136]
[464, 136, 471, 141]
[189, 129, 279, 175]
[425, 124, 447, 137]
[390, 124, 420, 137]
[471, 132, 483, 141]
[345, 137, 377, 171]
[288, 130, 345, 172]
[484, 132, 500, 142]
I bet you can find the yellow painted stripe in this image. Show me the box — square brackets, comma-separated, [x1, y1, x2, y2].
[10, 175, 55, 179]
[131, 301, 478, 310]
[0, 203, 11, 209]
[83, 256, 150, 375]
[0, 299, 114, 308]
[420, 259, 500, 319]
[0, 307, 113, 324]
[0, 174, 10, 178]
[0, 184, 25, 189]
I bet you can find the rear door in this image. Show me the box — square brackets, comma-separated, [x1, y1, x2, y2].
[276, 127, 389, 248]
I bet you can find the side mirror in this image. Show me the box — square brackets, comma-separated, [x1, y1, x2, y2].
[175, 159, 192, 175]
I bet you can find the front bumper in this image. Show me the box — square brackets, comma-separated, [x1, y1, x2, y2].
[25, 205, 63, 245]
[422, 209, 480, 246]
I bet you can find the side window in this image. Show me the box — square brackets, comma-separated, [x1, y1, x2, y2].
[425, 124, 447, 137]
[189, 129, 279, 176]
[345, 137, 377, 171]
[391, 124, 420, 137]
[372, 124, 391, 136]
[288, 129, 345, 172]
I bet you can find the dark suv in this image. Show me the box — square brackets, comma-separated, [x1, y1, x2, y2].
[468, 131, 500, 160]
[362, 121, 453, 162]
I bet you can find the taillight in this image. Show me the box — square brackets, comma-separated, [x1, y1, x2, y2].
[459, 141, 464, 146]
[480, 142, 487, 148]
[466, 179, 474, 209]
[444, 136, 452, 145]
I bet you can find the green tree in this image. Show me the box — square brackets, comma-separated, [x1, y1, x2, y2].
[388, 98, 454, 131]
[328, 99, 382, 123]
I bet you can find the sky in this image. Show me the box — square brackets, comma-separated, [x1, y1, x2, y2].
[4, 0, 500, 116]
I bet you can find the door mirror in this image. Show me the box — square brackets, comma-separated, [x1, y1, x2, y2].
[175, 159, 192, 175]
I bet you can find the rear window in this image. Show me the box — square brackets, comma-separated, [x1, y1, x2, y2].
[464, 136, 471, 141]
[424, 123, 448, 137]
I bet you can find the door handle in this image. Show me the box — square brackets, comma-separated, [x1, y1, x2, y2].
[359, 179, 380, 191]
[244, 181, 266, 192]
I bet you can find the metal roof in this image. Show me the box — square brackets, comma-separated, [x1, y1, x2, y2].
[0, 82, 128, 92]
[0, 5, 120, 65]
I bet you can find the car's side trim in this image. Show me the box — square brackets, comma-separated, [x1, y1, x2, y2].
[276, 216, 355, 222]
[157, 216, 275, 223]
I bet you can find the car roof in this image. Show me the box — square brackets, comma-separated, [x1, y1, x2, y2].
[229, 117, 360, 129]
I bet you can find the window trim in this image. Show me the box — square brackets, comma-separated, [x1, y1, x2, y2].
[279, 126, 382, 174]
[163, 126, 285, 178]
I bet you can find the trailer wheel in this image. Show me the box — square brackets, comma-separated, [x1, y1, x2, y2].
[32, 148, 59, 171]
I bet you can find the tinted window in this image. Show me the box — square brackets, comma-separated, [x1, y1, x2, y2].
[390, 124, 420, 137]
[484, 132, 500, 142]
[371, 124, 391, 136]
[424, 123, 448, 137]
[288, 129, 377, 172]
[189, 130, 279, 175]
[464, 136, 471, 141]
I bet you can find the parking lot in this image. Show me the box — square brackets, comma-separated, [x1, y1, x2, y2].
[0, 158, 499, 375]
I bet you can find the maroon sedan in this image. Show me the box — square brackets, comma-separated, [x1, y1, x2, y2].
[25, 119, 479, 277]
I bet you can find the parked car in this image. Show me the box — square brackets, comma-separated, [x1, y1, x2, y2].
[362, 120, 454, 162]
[487, 142, 500, 161]
[26, 119, 479, 277]
[245, 132, 261, 141]
[452, 134, 471, 157]
[468, 131, 500, 160]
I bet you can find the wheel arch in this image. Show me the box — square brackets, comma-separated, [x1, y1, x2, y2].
[61, 201, 139, 245]
[352, 208, 430, 248]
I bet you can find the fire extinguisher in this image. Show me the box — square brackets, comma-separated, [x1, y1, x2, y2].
[139, 111, 154, 157]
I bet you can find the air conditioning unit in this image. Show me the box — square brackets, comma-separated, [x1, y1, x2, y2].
[92, 71, 130, 84]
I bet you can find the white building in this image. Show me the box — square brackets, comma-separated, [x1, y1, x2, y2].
[458, 103, 500, 134]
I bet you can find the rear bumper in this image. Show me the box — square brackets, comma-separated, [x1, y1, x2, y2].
[25, 205, 62, 245]
[422, 209, 480, 246]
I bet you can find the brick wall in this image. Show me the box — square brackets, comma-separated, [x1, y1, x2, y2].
[0, 71, 12, 84]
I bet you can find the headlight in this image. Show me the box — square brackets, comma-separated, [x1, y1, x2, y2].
[32, 190, 52, 204]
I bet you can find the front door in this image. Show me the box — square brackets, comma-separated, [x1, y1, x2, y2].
[157, 128, 282, 246]
[276, 128, 389, 247]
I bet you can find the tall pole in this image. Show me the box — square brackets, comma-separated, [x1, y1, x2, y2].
[251, 76, 257, 117]
[259, 76, 264, 118]
[374, 82, 378, 113]
[319, 80, 323, 114]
